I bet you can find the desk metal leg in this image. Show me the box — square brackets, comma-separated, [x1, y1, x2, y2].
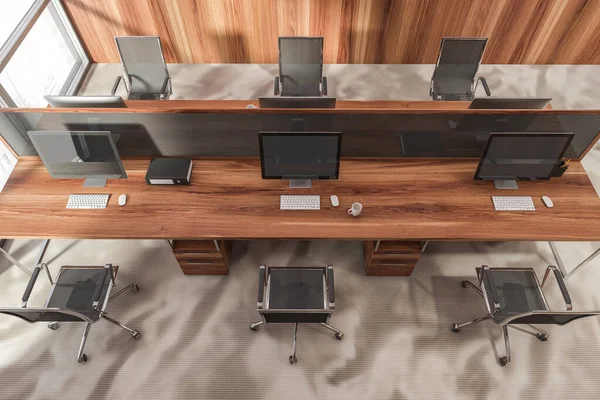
[0, 246, 31, 275]
[549, 241, 600, 279]
[565, 247, 600, 279]
[548, 242, 568, 277]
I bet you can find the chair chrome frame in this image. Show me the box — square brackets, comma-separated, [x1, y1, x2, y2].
[274, 36, 328, 97]
[452, 265, 599, 366]
[429, 37, 491, 101]
[249, 265, 343, 365]
[112, 36, 172, 100]
[1, 263, 141, 363]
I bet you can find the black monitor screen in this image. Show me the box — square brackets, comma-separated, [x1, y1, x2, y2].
[474, 132, 574, 181]
[27, 131, 126, 179]
[259, 132, 341, 180]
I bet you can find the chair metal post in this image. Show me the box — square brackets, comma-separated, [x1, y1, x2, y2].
[452, 313, 493, 331]
[319, 322, 344, 339]
[501, 325, 511, 366]
[290, 323, 298, 364]
[102, 313, 141, 338]
[249, 320, 264, 330]
[108, 283, 138, 302]
[77, 323, 91, 363]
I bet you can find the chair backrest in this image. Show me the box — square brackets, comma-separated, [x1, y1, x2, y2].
[505, 310, 600, 325]
[114, 36, 169, 94]
[278, 36, 323, 96]
[432, 37, 487, 82]
[0, 308, 94, 323]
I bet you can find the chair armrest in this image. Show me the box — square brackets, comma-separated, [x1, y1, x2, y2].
[22, 265, 42, 306]
[322, 76, 328, 96]
[92, 267, 110, 308]
[257, 265, 266, 308]
[481, 265, 500, 311]
[327, 265, 334, 304]
[160, 76, 171, 99]
[542, 266, 572, 310]
[477, 76, 491, 96]
[111, 76, 125, 96]
[274, 77, 280, 95]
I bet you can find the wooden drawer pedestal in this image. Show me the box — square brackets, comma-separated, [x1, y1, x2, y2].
[364, 241, 422, 276]
[172, 240, 232, 275]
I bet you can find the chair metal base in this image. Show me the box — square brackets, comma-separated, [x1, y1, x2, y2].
[452, 279, 549, 367]
[49, 282, 141, 363]
[249, 320, 344, 364]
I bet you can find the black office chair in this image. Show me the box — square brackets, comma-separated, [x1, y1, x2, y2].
[452, 265, 600, 366]
[249, 265, 343, 364]
[0, 263, 141, 363]
[274, 36, 327, 96]
[430, 37, 491, 101]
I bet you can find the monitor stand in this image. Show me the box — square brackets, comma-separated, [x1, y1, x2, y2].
[494, 180, 518, 190]
[83, 178, 107, 188]
[289, 179, 312, 189]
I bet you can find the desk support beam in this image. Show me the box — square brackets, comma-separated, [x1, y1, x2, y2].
[549, 241, 600, 279]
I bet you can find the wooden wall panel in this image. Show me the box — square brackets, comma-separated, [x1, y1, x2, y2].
[62, 0, 600, 64]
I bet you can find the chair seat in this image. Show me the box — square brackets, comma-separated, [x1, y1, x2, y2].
[479, 269, 548, 324]
[433, 77, 473, 97]
[267, 268, 325, 310]
[45, 267, 113, 321]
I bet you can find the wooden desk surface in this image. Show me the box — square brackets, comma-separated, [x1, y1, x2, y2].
[2, 158, 600, 241]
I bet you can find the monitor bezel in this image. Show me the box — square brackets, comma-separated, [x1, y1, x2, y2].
[27, 131, 127, 180]
[468, 97, 552, 110]
[259, 131, 342, 180]
[258, 96, 336, 109]
[473, 132, 574, 181]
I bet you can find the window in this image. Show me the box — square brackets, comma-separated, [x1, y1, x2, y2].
[0, 0, 89, 108]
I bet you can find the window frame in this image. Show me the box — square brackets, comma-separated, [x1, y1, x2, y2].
[0, 0, 90, 108]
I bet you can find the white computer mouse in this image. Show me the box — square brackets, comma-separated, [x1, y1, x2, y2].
[118, 194, 127, 206]
[330, 195, 339, 207]
[541, 196, 553, 208]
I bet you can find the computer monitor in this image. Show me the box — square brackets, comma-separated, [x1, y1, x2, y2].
[474, 132, 574, 189]
[258, 96, 336, 109]
[44, 95, 127, 108]
[259, 132, 342, 188]
[27, 131, 127, 188]
[469, 97, 552, 109]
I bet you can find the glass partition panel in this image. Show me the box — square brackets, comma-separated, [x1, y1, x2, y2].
[2, 111, 599, 160]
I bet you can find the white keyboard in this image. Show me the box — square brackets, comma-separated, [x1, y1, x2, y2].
[491, 196, 535, 211]
[66, 194, 110, 209]
[280, 195, 320, 210]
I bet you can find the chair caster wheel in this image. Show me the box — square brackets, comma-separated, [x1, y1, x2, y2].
[289, 356, 298, 365]
[48, 322, 59, 330]
[499, 357, 509, 367]
[132, 284, 140, 293]
[536, 333, 549, 342]
[249, 325, 258, 331]
[461, 281, 468, 288]
[78, 354, 88, 363]
[451, 324, 461, 333]
[335, 332, 343, 340]
[131, 330, 141, 339]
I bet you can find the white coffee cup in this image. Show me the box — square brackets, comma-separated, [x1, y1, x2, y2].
[347, 202, 362, 217]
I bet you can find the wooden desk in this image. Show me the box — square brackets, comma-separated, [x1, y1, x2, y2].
[2, 158, 600, 275]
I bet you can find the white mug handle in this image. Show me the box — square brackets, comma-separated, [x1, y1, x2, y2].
[348, 208, 353, 215]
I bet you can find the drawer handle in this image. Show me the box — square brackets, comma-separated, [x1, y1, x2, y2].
[186, 260, 214, 265]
